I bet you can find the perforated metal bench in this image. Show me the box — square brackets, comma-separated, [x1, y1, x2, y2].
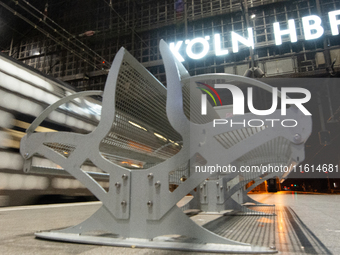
[175, 61, 311, 215]
[20, 40, 311, 253]
[186, 62, 312, 212]
[196, 133, 306, 213]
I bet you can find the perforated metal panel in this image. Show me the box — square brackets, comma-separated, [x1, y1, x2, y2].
[237, 136, 292, 166]
[168, 162, 190, 185]
[99, 52, 184, 168]
[43, 142, 76, 158]
[214, 126, 266, 150]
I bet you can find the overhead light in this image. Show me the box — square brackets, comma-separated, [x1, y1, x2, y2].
[250, 14, 256, 19]
[121, 161, 142, 168]
[130, 164, 141, 168]
[128, 121, 147, 131]
[168, 139, 181, 147]
[154, 133, 167, 142]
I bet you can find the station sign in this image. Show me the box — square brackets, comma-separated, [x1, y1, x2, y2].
[170, 10, 340, 62]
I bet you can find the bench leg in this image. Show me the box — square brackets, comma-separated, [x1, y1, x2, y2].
[36, 204, 277, 253]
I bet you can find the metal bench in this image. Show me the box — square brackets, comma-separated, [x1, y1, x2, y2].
[20, 40, 311, 253]
[173, 56, 311, 215]
[196, 135, 306, 213]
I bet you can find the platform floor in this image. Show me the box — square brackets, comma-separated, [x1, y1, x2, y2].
[0, 192, 339, 254]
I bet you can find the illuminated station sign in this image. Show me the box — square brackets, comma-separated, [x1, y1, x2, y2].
[170, 10, 340, 62]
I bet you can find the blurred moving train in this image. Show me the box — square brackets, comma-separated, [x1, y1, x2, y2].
[0, 52, 185, 206]
[0, 52, 106, 206]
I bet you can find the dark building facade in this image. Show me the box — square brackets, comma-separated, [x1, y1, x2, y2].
[1, 0, 340, 91]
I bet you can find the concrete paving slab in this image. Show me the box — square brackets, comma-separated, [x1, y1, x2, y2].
[0, 193, 338, 254]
